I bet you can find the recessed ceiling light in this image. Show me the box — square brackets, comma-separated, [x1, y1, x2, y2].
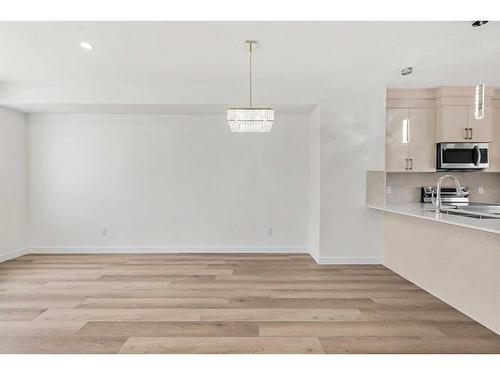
[401, 67, 414, 76]
[80, 41, 93, 50]
[472, 21, 488, 28]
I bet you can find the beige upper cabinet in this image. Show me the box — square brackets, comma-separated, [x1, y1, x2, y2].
[487, 108, 500, 172]
[386, 108, 409, 172]
[408, 108, 436, 172]
[436, 105, 492, 143]
[436, 106, 468, 142]
[467, 105, 492, 142]
[385, 107, 436, 172]
[386, 87, 495, 173]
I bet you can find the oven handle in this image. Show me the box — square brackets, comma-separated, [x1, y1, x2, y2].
[474, 145, 481, 166]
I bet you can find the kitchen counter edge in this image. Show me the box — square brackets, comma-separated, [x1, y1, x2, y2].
[367, 203, 500, 235]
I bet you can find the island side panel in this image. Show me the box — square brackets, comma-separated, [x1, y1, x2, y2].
[383, 212, 500, 335]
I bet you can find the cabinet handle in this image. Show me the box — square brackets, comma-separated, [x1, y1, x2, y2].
[405, 158, 408, 171]
[469, 127, 473, 140]
[464, 128, 469, 140]
[409, 158, 413, 170]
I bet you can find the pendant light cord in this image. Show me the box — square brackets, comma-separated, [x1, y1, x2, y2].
[479, 25, 483, 83]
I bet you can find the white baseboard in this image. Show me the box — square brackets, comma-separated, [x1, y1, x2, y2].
[315, 256, 382, 265]
[0, 247, 29, 263]
[28, 245, 308, 254]
[4, 246, 380, 266]
[309, 250, 320, 264]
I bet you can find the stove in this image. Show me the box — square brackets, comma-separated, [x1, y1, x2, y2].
[421, 186, 470, 205]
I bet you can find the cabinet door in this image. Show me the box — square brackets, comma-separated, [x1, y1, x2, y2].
[386, 108, 410, 172]
[467, 106, 493, 142]
[436, 106, 468, 142]
[408, 108, 436, 172]
[487, 108, 500, 172]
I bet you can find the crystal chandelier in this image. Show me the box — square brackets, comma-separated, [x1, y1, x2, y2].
[227, 40, 274, 132]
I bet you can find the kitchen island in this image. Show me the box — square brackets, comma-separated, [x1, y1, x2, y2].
[369, 203, 500, 335]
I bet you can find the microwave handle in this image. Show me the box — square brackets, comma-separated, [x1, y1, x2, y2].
[474, 145, 481, 166]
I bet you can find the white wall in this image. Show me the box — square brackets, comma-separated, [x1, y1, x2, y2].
[308, 106, 321, 261]
[0, 106, 28, 261]
[318, 86, 386, 264]
[1, 80, 387, 263]
[28, 113, 309, 251]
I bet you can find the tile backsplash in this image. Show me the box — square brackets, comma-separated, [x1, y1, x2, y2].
[385, 172, 500, 204]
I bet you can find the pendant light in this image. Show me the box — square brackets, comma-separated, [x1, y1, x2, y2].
[400, 66, 414, 145]
[227, 40, 274, 133]
[472, 21, 488, 120]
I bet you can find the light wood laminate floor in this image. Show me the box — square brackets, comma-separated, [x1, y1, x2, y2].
[0, 253, 499, 354]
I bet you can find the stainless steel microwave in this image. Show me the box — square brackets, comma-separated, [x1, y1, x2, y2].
[437, 143, 489, 170]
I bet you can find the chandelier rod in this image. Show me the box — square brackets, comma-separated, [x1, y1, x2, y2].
[249, 41, 252, 107]
[246, 40, 257, 108]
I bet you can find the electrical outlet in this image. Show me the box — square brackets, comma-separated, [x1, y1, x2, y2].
[478, 186, 484, 194]
[267, 228, 273, 236]
[386, 186, 391, 194]
[101, 228, 108, 236]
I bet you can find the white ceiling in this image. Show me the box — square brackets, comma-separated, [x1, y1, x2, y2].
[1, 21, 500, 88]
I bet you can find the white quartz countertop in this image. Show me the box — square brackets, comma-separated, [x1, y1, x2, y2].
[368, 203, 500, 235]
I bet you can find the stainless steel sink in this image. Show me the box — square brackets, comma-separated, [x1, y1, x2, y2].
[460, 203, 500, 214]
[423, 202, 500, 219]
[439, 209, 500, 219]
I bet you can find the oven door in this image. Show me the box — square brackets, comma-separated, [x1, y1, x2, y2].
[437, 143, 489, 170]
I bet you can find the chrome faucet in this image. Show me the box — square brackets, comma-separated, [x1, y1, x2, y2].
[433, 174, 463, 213]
